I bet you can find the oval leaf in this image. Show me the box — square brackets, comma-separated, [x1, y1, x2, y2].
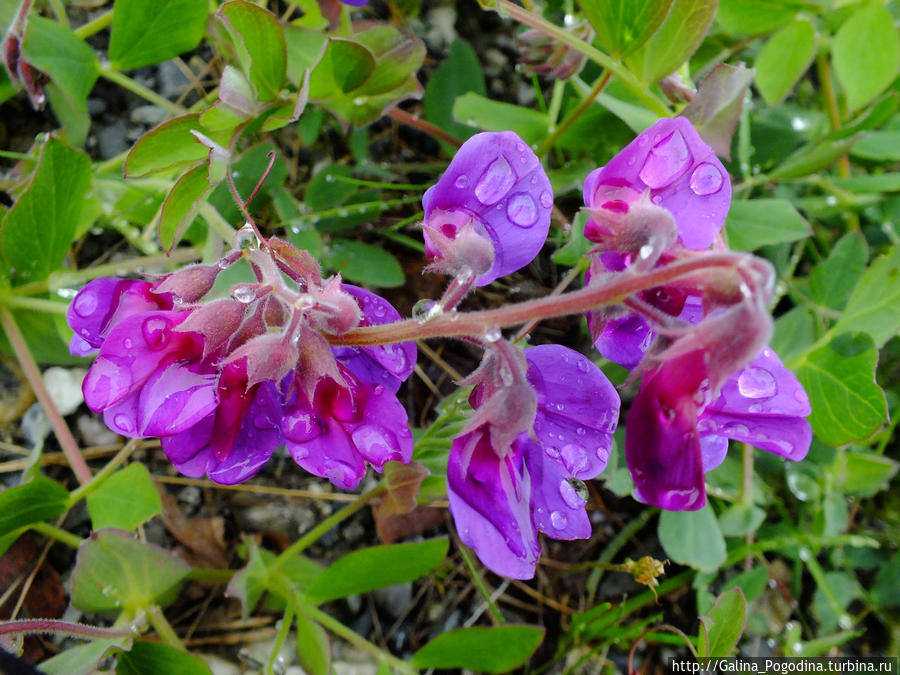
[832, 3, 900, 111]
[218, 1, 287, 102]
[658, 504, 726, 573]
[109, 0, 208, 70]
[158, 163, 215, 252]
[412, 625, 545, 673]
[579, 0, 674, 58]
[755, 19, 816, 106]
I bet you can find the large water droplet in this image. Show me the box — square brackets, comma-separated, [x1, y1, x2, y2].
[793, 388, 809, 405]
[232, 285, 257, 303]
[484, 326, 502, 342]
[285, 409, 324, 442]
[455, 174, 469, 189]
[474, 155, 515, 205]
[142, 316, 171, 351]
[506, 193, 538, 227]
[545, 445, 561, 459]
[412, 299, 440, 323]
[351, 425, 394, 459]
[559, 478, 588, 509]
[113, 414, 134, 434]
[561, 444, 587, 474]
[722, 422, 750, 437]
[550, 510, 568, 530]
[73, 290, 98, 317]
[638, 130, 691, 189]
[689, 162, 724, 195]
[737, 367, 777, 399]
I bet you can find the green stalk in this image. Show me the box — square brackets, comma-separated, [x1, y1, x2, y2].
[460, 546, 506, 624]
[146, 605, 186, 651]
[74, 9, 113, 39]
[269, 484, 386, 573]
[98, 65, 185, 116]
[67, 440, 139, 507]
[31, 522, 83, 549]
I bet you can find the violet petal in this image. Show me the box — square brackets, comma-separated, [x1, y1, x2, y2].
[521, 437, 591, 540]
[423, 131, 552, 285]
[583, 118, 731, 250]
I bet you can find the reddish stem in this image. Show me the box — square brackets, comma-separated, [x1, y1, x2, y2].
[0, 618, 133, 639]
[388, 108, 463, 148]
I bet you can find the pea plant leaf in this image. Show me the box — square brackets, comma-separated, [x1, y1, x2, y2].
[109, 0, 209, 70]
[577, 0, 674, 58]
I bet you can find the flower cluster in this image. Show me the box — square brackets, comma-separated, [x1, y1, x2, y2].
[68, 236, 415, 487]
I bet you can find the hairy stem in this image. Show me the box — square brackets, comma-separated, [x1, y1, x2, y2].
[0, 306, 92, 485]
[0, 618, 132, 640]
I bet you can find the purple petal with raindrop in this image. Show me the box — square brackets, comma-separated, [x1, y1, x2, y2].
[423, 131, 553, 285]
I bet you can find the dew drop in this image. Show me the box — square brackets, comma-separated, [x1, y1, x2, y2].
[325, 174, 336, 183]
[722, 422, 750, 437]
[506, 193, 538, 227]
[793, 388, 809, 405]
[638, 130, 691, 189]
[123, 338, 133, 349]
[351, 425, 394, 459]
[560, 478, 588, 509]
[737, 367, 777, 399]
[454, 174, 469, 189]
[560, 444, 587, 474]
[284, 410, 324, 442]
[232, 285, 257, 304]
[113, 414, 134, 434]
[576, 358, 590, 373]
[141, 316, 171, 350]
[550, 510, 568, 530]
[484, 326, 502, 342]
[474, 155, 515, 205]
[73, 290, 98, 317]
[545, 445, 561, 459]
[689, 162, 724, 196]
[576, 427, 586, 436]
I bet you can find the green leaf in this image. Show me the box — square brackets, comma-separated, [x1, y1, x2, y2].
[453, 92, 548, 146]
[768, 133, 862, 180]
[724, 198, 810, 250]
[832, 3, 900, 111]
[0, 307, 83, 365]
[794, 332, 886, 446]
[325, 240, 404, 288]
[284, 25, 328, 87]
[698, 588, 747, 657]
[871, 553, 900, 609]
[226, 540, 270, 615]
[218, 1, 287, 102]
[771, 306, 817, 364]
[309, 39, 376, 97]
[839, 451, 899, 496]
[158, 163, 215, 252]
[811, 571, 862, 632]
[681, 62, 754, 159]
[411, 625, 545, 673]
[658, 504, 726, 573]
[832, 246, 900, 347]
[23, 15, 98, 126]
[424, 39, 485, 147]
[295, 609, 331, 675]
[717, 503, 765, 537]
[808, 231, 868, 312]
[125, 114, 227, 178]
[109, 0, 208, 70]
[625, 0, 717, 84]
[754, 19, 816, 106]
[722, 566, 769, 603]
[72, 529, 191, 614]
[851, 130, 900, 162]
[716, 0, 803, 36]
[0, 475, 69, 538]
[116, 641, 211, 675]
[208, 142, 287, 223]
[40, 638, 132, 675]
[305, 538, 448, 604]
[578, 0, 674, 58]
[552, 211, 592, 266]
[45, 82, 90, 147]
[87, 463, 162, 531]
[832, 173, 900, 193]
[0, 135, 91, 283]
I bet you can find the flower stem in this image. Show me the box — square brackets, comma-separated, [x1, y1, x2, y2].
[388, 108, 463, 148]
[67, 439, 140, 507]
[459, 545, 506, 624]
[269, 483, 386, 573]
[2, 296, 68, 314]
[146, 605, 186, 651]
[335, 252, 748, 347]
[31, 522, 83, 549]
[98, 64, 185, 116]
[0, 306, 92, 485]
[539, 69, 611, 157]
[0, 618, 133, 640]
[494, 0, 670, 118]
[74, 9, 114, 39]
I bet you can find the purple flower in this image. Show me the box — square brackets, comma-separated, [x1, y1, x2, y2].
[423, 131, 553, 285]
[69, 244, 417, 487]
[448, 345, 619, 579]
[626, 347, 811, 511]
[583, 117, 730, 250]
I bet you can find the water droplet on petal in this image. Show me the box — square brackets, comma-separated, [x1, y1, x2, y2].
[539, 190, 553, 208]
[737, 367, 777, 399]
[638, 130, 691, 189]
[454, 174, 469, 189]
[142, 316, 171, 350]
[113, 414, 134, 434]
[545, 445, 560, 459]
[123, 338, 133, 349]
[73, 290, 98, 317]
[412, 299, 440, 323]
[506, 193, 538, 227]
[474, 154, 515, 205]
[576, 427, 586, 436]
[559, 478, 588, 509]
[284, 409, 324, 442]
[351, 425, 396, 460]
[550, 510, 568, 530]
[561, 444, 587, 474]
[793, 389, 809, 405]
[689, 162, 724, 196]
[722, 422, 750, 437]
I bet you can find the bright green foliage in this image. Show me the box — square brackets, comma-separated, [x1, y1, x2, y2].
[453, 93, 549, 145]
[658, 505, 727, 573]
[109, 0, 208, 70]
[755, 19, 816, 106]
[411, 625, 545, 673]
[0, 135, 91, 284]
[158, 163, 218, 251]
[716, 0, 803, 36]
[578, 0, 674, 58]
[295, 610, 331, 675]
[72, 530, 191, 614]
[116, 641, 212, 675]
[326, 239, 405, 287]
[832, 3, 900, 111]
[0, 475, 69, 540]
[124, 115, 228, 178]
[698, 588, 747, 657]
[424, 39, 486, 147]
[832, 246, 900, 348]
[305, 538, 449, 604]
[809, 232, 868, 312]
[724, 198, 810, 250]
[218, 1, 287, 102]
[40, 638, 133, 675]
[86, 463, 163, 531]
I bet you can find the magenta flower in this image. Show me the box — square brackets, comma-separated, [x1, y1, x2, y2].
[626, 347, 811, 510]
[448, 345, 620, 579]
[422, 131, 553, 285]
[583, 117, 731, 250]
[69, 243, 416, 487]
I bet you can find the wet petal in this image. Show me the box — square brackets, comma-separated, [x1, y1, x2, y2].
[287, 416, 367, 490]
[625, 351, 708, 510]
[702, 413, 811, 461]
[347, 384, 413, 470]
[447, 427, 540, 579]
[520, 437, 591, 540]
[583, 118, 731, 250]
[423, 131, 552, 285]
[591, 314, 653, 370]
[139, 362, 218, 436]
